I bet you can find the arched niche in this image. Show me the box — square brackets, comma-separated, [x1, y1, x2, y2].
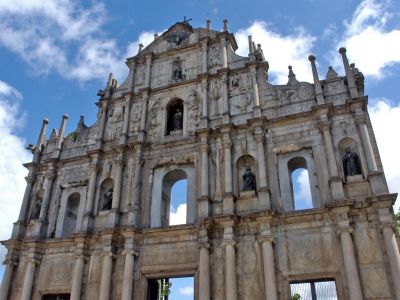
[338, 137, 364, 179]
[236, 155, 257, 195]
[277, 149, 321, 211]
[99, 178, 114, 212]
[166, 98, 184, 136]
[62, 192, 80, 237]
[150, 164, 196, 228]
[29, 189, 44, 221]
[55, 187, 86, 238]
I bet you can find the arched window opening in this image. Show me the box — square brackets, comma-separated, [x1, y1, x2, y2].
[161, 170, 187, 226]
[100, 178, 114, 211]
[169, 179, 188, 225]
[288, 157, 313, 210]
[166, 99, 183, 136]
[62, 192, 80, 238]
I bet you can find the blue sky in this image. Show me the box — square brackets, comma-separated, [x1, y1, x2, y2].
[1, 0, 400, 295]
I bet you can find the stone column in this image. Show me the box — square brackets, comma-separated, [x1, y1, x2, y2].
[129, 146, 143, 225]
[339, 47, 358, 98]
[223, 139, 233, 195]
[111, 157, 123, 211]
[139, 92, 149, 133]
[98, 100, 108, 141]
[84, 156, 99, 218]
[259, 223, 278, 300]
[53, 114, 68, 158]
[337, 219, 363, 300]
[308, 55, 325, 105]
[255, 131, 271, 209]
[99, 252, 113, 300]
[17, 175, 36, 222]
[39, 172, 56, 221]
[379, 209, 400, 300]
[221, 37, 228, 68]
[121, 249, 137, 300]
[199, 245, 210, 300]
[121, 94, 131, 140]
[200, 145, 209, 198]
[225, 241, 237, 300]
[20, 257, 39, 300]
[144, 54, 152, 88]
[250, 66, 260, 107]
[33, 118, 49, 163]
[320, 122, 338, 178]
[214, 139, 222, 201]
[202, 41, 208, 74]
[201, 77, 208, 119]
[356, 117, 377, 172]
[221, 73, 229, 116]
[70, 255, 85, 300]
[0, 258, 16, 300]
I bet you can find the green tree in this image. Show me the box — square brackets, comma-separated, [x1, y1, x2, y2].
[396, 209, 400, 232]
[292, 293, 301, 300]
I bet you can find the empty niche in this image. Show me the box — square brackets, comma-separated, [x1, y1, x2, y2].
[62, 192, 80, 238]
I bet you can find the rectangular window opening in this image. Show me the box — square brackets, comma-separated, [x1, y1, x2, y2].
[147, 276, 194, 300]
[42, 294, 70, 300]
[290, 279, 338, 300]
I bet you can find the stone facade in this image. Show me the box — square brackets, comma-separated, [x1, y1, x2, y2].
[1, 19, 400, 300]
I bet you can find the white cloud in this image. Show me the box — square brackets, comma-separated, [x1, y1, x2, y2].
[0, 80, 31, 274]
[179, 286, 194, 296]
[333, 0, 400, 79]
[0, 0, 158, 83]
[368, 99, 400, 211]
[169, 204, 187, 225]
[235, 21, 316, 84]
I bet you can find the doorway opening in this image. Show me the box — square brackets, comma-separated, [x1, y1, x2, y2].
[147, 276, 194, 300]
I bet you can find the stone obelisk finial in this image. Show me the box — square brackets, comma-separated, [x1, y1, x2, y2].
[308, 55, 325, 105]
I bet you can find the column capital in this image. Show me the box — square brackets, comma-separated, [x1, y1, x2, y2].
[102, 251, 115, 259]
[315, 120, 331, 132]
[200, 144, 209, 153]
[222, 240, 236, 247]
[354, 114, 366, 125]
[122, 249, 139, 256]
[222, 140, 231, 149]
[259, 236, 274, 244]
[25, 175, 36, 184]
[198, 241, 210, 249]
[336, 226, 353, 237]
[254, 134, 265, 144]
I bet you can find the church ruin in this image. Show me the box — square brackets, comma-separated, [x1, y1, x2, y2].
[1, 19, 400, 300]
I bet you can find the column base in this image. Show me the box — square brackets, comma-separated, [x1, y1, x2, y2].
[222, 112, 230, 125]
[253, 106, 262, 118]
[329, 177, 345, 200]
[223, 194, 235, 215]
[368, 171, 388, 195]
[127, 210, 139, 226]
[25, 220, 46, 238]
[199, 116, 209, 128]
[198, 196, 210, 219]
[119, 134, 128, 145]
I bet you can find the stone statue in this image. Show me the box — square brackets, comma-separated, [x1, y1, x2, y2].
[343, 148, 361, 177]
[173, 109, 183, 130]
[102, 189, 113, 210]
[30, 198, 42, 220]
[243, 167, 256, 191]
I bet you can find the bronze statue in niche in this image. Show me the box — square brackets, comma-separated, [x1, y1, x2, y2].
[243, 167, 256, 191]
[343, 148, 362, 177]
[102, 189, 113, 210]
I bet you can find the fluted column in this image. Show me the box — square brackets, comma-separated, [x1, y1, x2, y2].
[261, 238, 278, 300]
[339, 47, 358, 98]
[356, 116, 377, 172]
[337, 221, 363, 300]
[71, 255, 85, 300]
[39, 172, 55, 221]
[20, 257, 39, 300]
[99, 252, 113, 300]
[85, 157, 99, 216]
[0, 259, 16, 300]
[121, 249, 137, 300]
[221, 73, 229, 116]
